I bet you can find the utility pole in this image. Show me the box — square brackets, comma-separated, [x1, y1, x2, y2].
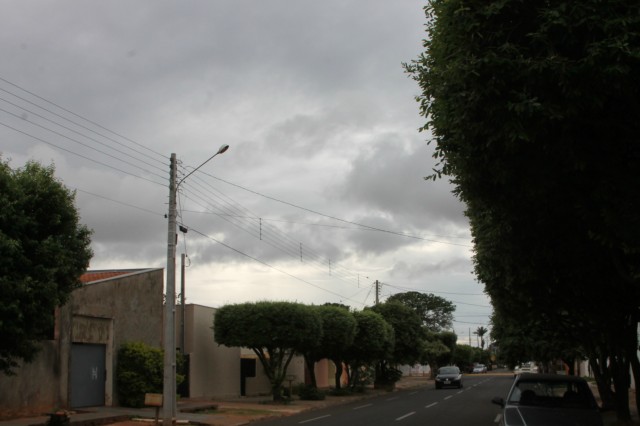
[375, 280, 380, 305]
[163, 154, 177, 425]
[162, 144, 228, 425]
[180, 253, 186, 353]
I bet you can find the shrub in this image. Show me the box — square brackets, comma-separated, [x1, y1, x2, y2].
[116, 342, 164, 407]
[297, 385, 326, 401]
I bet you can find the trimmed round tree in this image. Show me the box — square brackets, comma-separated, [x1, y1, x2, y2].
[214, 301, 322, 400]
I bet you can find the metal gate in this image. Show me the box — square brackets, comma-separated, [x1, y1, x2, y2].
[70, 343, 106, 407]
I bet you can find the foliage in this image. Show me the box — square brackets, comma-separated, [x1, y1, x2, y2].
[405, 0, 640, 420]
[374, 366, 403, 388]
[474, 326, 488, 349]
[45, 413, 69, 426]
[302, 304, 356, 390]
[370, 301, 424, 366]
[296, 384, 326, 401]
[386, 291, 455, 332]
[214, 301, 322, 400]
[0, 159, 93, 375]
[344, 310, 393, 389]
[116, 342, 163, 408]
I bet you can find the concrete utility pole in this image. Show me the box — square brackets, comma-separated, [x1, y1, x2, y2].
[375, 280, 380, 305]
[163, 144, 229, 426]
[163, 153, 178, 425]
[180, 253, 186, 353]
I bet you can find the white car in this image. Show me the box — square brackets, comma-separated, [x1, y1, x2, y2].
[514, 362, 538, 377]
[472, 364, 487, 373]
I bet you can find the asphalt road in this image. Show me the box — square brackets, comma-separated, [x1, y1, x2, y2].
[259, 374, 514, 426]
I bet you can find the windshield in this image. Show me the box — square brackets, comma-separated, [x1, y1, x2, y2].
[438, 367, 459, 375]
[509, 379, 593, 409]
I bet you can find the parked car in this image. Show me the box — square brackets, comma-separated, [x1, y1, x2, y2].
[472, 364, 487, 373]
[492, 373, 603, 426]
[435, 366, 463, 389]
[514, 361, 538, 377]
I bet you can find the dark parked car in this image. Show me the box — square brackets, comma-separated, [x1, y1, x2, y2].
[492, 373, 603, 426]
[435, 366, 462, 389]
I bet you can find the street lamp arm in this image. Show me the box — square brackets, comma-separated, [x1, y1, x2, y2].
[177, 144, 229, 187]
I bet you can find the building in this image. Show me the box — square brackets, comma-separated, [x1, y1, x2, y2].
[0, 268, 163, 418]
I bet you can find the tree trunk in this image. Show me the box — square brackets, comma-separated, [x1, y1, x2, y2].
[331, 358, 343, 389]
[629, 350, 640, 420]
[610, 353, 631, 423]
[304, 354, 317, 389]
[589, 357, 616, 411]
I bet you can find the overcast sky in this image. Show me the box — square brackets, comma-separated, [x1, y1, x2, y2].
[0, 1, 491, 344]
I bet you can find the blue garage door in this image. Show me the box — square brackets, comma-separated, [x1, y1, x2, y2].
[70, 343, 106, 407]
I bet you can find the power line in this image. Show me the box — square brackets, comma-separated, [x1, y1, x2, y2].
[200, 172, 473, 248]
[0, 75, 166, 162]
[188, 226, 367, 307]
[0, 119, 166, 187]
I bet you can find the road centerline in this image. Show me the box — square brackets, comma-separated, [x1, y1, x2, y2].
[353, 403, 373, 410]
[396, 411, 416, 421]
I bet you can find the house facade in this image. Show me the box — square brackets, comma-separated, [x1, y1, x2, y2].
[0, 268, 163, 418]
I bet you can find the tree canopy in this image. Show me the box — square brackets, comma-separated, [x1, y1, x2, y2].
[386, 291, 455, 332]
[301, 304, 356, 389]
[370, 301, 423, 366]
[0, 159, 93, 374]
[344, 309, 394, 388]
[405, 0, 640, 421]
[213, 301, 322, 400]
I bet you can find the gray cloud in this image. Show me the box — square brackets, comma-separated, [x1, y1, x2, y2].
[0, 0, 490, 336]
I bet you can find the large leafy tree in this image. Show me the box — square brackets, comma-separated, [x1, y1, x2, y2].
[344, 310, 393, 389]
[370, 301, 423, 366]
[0, 160, 93, 375]
[386, 291, 455, 332]
[213, 301, 322, 400]
[405, 1, 640, 420]
[370, 301, 424, 388]
[300, 304, 356, 389]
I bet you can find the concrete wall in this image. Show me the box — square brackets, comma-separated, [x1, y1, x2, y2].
[69, 268, 163, 407]
[179, 304, 241, 398]
[0, 341, 60, 419]
[241, 348, 306, 396]
[0, 268, 163, 417]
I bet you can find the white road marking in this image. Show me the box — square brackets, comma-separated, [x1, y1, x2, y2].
[494, 414, 503, 424]
[386, 396, 400, 401]
[457, 390, 464, 394]
[426, 402, 438, 408]
[396, 412, 416, 421]
[444, 395, 453, 400]
[353, 403, 373, 410]
[299, 414, 331, 424]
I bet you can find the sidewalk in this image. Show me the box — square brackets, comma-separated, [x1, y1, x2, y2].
[1, 375, 637, 426]
[0, 376, 432, 426]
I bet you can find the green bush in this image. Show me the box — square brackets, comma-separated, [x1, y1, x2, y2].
[116, 342, 185, 408]
[297, 385, 326, 401]
[329, 387, 353, 396]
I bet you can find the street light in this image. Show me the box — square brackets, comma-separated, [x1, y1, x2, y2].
[163, 144, 229, 425]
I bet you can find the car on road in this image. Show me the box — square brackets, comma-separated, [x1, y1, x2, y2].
[514, 361, 538, 377]
[472, 364, 487, 373]
[435, 366, 463, 389]
[492, 373, 603, 426]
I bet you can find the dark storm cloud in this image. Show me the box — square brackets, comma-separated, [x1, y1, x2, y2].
[0, 1, 490, 328]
